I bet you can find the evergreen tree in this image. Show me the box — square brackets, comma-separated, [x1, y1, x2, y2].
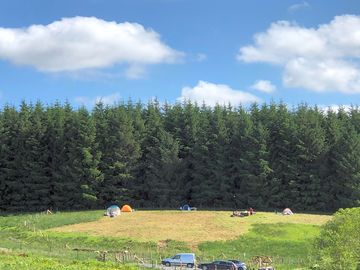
[44, 102, 66, 210]
[0, 105, 21, 211]
[95, 103, 139, 206]
[293, 105, 326, 210]
[19, 102, 50, 211]
[266, 103, 297, 209]
[135, 101, 180, 207]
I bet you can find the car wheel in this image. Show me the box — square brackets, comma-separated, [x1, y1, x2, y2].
[187, 263, 193, 268]
[165, 262, 171, 267]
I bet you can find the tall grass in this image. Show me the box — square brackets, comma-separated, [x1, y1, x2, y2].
[0, 210, 103, 230]
[198, 223, 321, 269]
[0, 253, 138, 270]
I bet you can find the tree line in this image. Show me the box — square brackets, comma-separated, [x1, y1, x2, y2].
[0, 101, 359, 212]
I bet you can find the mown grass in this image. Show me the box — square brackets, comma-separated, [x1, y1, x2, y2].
[0, 210, 331, 269]
[51, 210, 330, 244]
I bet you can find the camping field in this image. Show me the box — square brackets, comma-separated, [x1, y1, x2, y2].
[0, 210, 332, 270]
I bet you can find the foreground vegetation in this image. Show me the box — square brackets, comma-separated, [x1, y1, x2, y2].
[0, 253, 137, 270]
[1, 101, 360, 212]
[0, 210, 333, 269]
[315, 207, 360, 269]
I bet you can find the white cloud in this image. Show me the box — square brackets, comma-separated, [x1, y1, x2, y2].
[251, 80, 276, 93]
[75, 92, 121, 106]
[288, 1, 310, 12]
[237, 15, 360, 93]
[0, 17, 182, 75]
[125, 65, 147, 79]
[196, 53, 207, 62]
[318, 104, 353, 113]
[177, 80, 261, 107]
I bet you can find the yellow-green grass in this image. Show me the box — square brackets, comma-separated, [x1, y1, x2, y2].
[51, 211, 331, 245]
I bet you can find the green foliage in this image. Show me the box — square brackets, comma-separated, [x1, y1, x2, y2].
[315, 207, 360, 269]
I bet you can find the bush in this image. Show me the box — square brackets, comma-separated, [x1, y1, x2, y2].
[315, 207, 360, 270]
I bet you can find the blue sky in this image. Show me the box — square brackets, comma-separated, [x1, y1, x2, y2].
[0, 0, 360, 108]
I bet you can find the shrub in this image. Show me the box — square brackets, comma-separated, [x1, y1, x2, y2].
[315, 207, 360, 270]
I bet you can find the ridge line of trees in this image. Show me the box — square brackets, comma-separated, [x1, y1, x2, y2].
[0, 101, 359, 212]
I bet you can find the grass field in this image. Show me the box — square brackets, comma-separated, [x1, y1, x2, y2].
[0, 210, 332, 270]
[51, 211, 330, 245]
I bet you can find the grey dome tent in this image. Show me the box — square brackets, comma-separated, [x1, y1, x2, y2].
[106, 205, 121, 217]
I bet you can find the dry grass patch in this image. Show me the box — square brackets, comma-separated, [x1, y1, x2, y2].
[50, 211, 331, 245]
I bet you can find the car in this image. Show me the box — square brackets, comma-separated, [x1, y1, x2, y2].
[198, 260, 237, 270]
[228, 260, 247, 270]
[161, 253, 196, 268]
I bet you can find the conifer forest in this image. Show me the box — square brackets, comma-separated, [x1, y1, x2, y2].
[1, 101, 359, 212]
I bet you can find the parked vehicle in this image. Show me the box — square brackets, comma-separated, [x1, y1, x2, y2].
[228, 260, 247, 270]
[198, 260, 237, 270]
[161, 253, 196, 268]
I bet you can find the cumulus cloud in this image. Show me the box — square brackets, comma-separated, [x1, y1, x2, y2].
[177, 80, 261, 107]
[288, 1, 310, 12]
[237, 15, 360, 93]
[251, 80, 276, 93]
[0, 17, 182, 75]
[75, 92, 121, 106]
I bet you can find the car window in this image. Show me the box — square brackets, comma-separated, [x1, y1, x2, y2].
[173, 255, 180, 260]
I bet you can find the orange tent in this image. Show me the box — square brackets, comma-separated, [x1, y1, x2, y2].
[121, 204, 133, 212]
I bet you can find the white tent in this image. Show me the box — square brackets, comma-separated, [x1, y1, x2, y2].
[282, 208, 294, 215]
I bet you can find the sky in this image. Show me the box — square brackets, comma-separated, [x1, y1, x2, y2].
[0, 0, 360, 109]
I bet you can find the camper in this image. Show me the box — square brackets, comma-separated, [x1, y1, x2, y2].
[161, 253, 196, 268]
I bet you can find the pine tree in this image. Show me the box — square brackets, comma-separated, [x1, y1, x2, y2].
[19, 102, 50, 211]
[0, 105, 21, 211]
[266, 103, 297, 209]
[135, 101, 180, 207]
[95, 103, 139, 207]
[44, 102, 66, 210]
[293, 105, 326, 210]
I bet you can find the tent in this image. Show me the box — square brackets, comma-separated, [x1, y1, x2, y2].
[180, 204, 197, 211]
[106, 205, 121, 217]
[282, 208, 294, 215]
[180, 204, 190, 211]
[121, 204, 133, 212]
